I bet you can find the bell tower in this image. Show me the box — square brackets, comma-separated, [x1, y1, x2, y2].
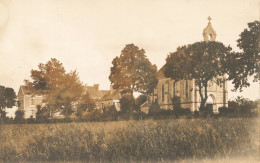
[203, 16, 216, 42]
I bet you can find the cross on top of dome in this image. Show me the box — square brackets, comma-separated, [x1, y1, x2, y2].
[208, 16, 212, 23]
[203, 16, 216, 42]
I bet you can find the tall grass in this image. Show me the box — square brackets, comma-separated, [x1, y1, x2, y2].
[0, 118, 258, 162]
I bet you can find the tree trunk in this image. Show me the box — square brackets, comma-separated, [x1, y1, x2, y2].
[130, 86, 135, 119]
[198, 81, 208, 111]
[198, 83, 205, 110]
[152, 90, 154, 103]
[204, 81, 208, 105]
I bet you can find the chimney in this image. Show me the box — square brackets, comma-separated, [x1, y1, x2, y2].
[94, 84, 99, 91]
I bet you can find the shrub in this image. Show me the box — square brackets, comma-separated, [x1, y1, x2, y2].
[103, 105, 118, 121]
[0, 110, 7, 124]
[171, 96, 192, 118]
[172, 96, 181, 110]
[148, 102, 161, 119]
[193, 110, 200, 118]
[135, 95, 147, 107]
[228, 96, 258, 116]
[120, 95, 135, 119]
[157, 109, 174, 119]
[84, 110, 103, 122]
[36, 106, 50, 123]
[199, 104, 213, 117]
[173, 107, 191, 118]
[218, 107, 229, 115]
[26, 116, 36, 124]
[14, 110, 25, 124]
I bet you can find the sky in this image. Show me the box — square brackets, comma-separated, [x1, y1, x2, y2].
[0, 0, 259, 101]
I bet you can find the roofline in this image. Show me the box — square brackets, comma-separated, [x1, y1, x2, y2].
[18, 85, 25, 95]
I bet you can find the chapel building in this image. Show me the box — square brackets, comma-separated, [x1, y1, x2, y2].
[142, 17, 228, 114]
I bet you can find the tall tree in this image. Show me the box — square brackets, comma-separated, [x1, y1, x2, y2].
[164, 42, 232, 109]
[25, 58, 85, 117]
[228, 21, 259, 91]
[109, 44, 158, 97]
[0, 86, 16, 116]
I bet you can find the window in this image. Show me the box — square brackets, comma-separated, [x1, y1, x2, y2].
[31, 99, 35, 105]
[173, 82, 176, 97]
[162, 84, 164, 102]
[185, 80, 188, 99]
[31, 110, 34, 116]
[208, 34, 212, 41]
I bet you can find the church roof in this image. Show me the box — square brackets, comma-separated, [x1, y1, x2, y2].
[18, 85, 31, 95]
[157, 65, 166, 79]
[86, 85, 109, 99]
[101, 89, 121, 101]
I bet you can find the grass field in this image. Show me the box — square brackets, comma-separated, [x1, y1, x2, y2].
[0, 118, 259, 162]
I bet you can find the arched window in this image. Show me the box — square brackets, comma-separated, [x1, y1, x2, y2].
[208, 34, 212, 41]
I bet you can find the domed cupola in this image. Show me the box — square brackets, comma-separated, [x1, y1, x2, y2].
[203, 16, 216, 42]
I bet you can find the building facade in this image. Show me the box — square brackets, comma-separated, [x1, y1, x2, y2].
[143, 18, 228, 113]
[17, 86, 44, 119]
[99, 85, 121, 111]
[86, 84, 121, 111]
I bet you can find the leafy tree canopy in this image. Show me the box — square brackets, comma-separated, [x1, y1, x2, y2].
[25, 58, 85, 116]
[109, 44, 158, 96]
[76, 92, 96, 119]
[164, 41, 232, 109]
[228, 21, 259, 91]
[0, 85, 16, 111]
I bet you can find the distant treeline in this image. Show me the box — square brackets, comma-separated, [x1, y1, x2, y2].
[1, 96, 258, 124]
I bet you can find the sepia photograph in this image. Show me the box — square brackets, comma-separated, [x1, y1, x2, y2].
[0, 0, 259, 162]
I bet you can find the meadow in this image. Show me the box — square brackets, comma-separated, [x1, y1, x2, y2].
[0, 118, 259, 162]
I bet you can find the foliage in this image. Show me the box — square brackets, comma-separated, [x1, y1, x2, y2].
[109, 44, 158, 96]
[83, 109, 103, 122]
[164, 42, 232, 109]
[103, 105, 118, 121]
[218, 97, 258, 118]
[148, 101, 161, 118]
[200, 104, 213, 116]
[76, 93, 95, 119]
[135, 94, 147, 107]
[26, 116, 36, 124]
[228, 96, 258, 115]
[174, 108, 192, 118]
[119, 95, 136, 119]
[36, 105, 50, 123]
[0, 118, 257, 162]
[25, 58, 85, 117]
[14, 110, 25, 123]
[0, 110, 7, 124]
[228, 21, 259, 91]
[0, 85, 16, 113]
[170, 96, 192, 118]
[172, 96, 181, 110]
